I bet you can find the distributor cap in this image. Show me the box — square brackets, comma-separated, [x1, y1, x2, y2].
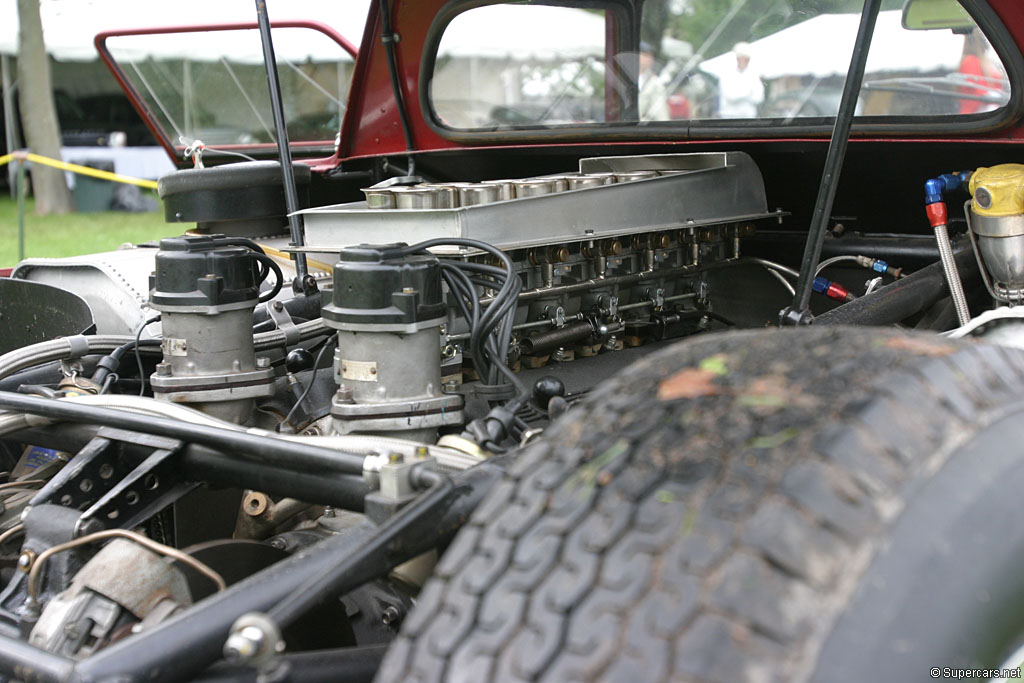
[323, 244, 446, 329]
[149, 234, 259, 309]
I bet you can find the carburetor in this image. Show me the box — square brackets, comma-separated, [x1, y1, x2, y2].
[148, 235, 274, 423]
[323, 244, 464, 441]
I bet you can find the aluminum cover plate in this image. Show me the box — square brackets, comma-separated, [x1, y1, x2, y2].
[298, 152, 770, 253]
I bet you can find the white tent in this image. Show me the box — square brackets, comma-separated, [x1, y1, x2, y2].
[438, 4, 691, 61]
[0, 0, 371, 61]
[700, 10, 965, 80]
[1, 1, 691, 67]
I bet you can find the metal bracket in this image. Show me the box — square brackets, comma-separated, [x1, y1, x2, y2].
[27, 429, 198, 538]
[778, 306, 814, 326]
[268, 301, 302, 346]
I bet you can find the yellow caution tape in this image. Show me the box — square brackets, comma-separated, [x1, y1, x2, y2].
[0, 151, 158, 190]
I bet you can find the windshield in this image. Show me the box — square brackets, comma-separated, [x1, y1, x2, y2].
[427, 0, 1011, 131]
[100, 24, 356, 156]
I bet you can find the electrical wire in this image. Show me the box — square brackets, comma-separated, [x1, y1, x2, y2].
[252, 252, 284, 304]
[282, 334, 338, 430]
[135, 315, 162, 397]
[95, 338, 161, 394]
[400, 238, 528, 409]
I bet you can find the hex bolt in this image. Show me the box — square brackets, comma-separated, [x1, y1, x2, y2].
[223, 625, 265, 663]
[17, 550, 34, 573]
[272, 301, 285, 312]
[388, 453, 404, 464]
[381, 605, 401, 627]
[255, 356, 271, 369]
[155, 363, 172, 377]
[336, 385, 354, 403]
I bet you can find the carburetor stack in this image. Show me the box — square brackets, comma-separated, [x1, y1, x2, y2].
[323, 244, 464, 441]
[148, 235, 274, 423]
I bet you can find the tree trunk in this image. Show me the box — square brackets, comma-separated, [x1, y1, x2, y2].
[17, 0, 73, 214]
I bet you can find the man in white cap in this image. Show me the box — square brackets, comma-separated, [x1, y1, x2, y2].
[638, 41, 670, 120]
[717, 42, 764, 118]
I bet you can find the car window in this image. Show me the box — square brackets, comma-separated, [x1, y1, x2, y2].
[431, 4, 610, 128]
[102, 25, 355, 152]
[427, 0, 1010, 130]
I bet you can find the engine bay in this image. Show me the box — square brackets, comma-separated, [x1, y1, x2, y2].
[0, 145, 1003, 681]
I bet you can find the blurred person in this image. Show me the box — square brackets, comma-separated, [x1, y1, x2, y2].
[717, 42, 764, 118]
[958, 30, 1004, 114]
[638, 41, 670, 121]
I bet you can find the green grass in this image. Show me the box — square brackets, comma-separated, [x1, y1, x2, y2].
[0, 193, 177, 267]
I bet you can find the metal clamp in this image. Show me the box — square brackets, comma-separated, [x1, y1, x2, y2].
[268, 301, 302, 346]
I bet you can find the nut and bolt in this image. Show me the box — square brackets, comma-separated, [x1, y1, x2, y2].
[388, 453, 405, 464]
[381, 605, 402, 627]
[17, 550, 35, 573]
[272, 301, 285, 312]
[223, 625, 266, 662]
[336, 385, 354, 403]
[155, 362, 172, 377]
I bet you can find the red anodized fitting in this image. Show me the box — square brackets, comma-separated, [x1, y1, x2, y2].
[826, 281, 854, 303]
[925, 201, 948, 229]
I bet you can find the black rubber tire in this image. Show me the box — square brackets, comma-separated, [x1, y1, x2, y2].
[378, 326, 1024, 683]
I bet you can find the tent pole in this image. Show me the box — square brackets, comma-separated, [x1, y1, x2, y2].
[1, 55, 18, 198]
[15, 157, 25, 262]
